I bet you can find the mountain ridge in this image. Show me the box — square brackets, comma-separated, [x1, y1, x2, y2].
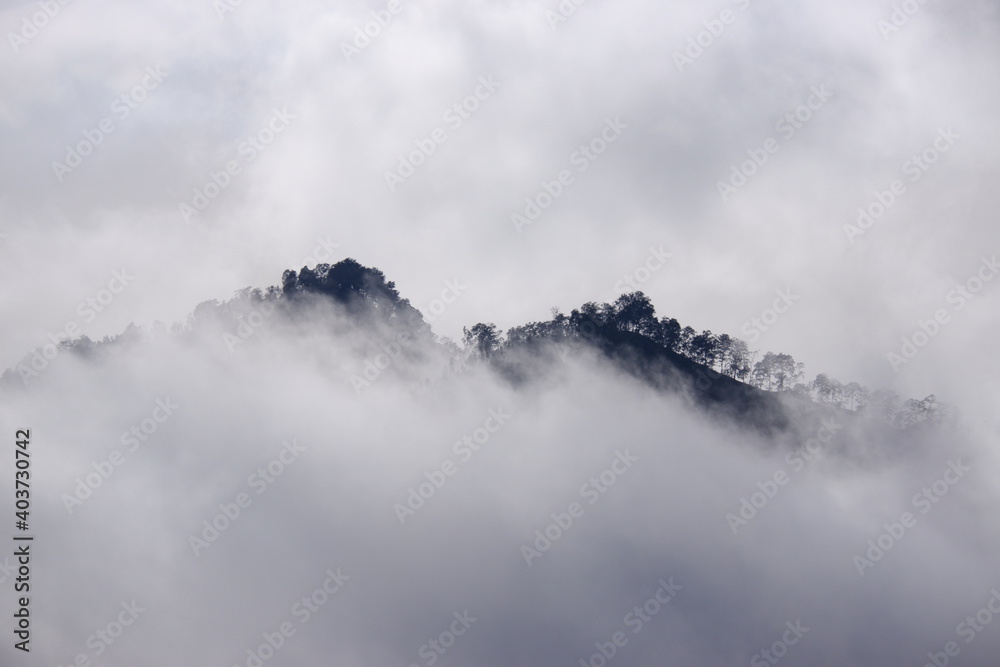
[2, 258, 954, 436]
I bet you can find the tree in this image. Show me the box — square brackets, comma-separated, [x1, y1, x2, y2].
[611, 292, 657, 335]
[689, 330, 721, 367]
[463, 323, 501, 360]
[898, 394, 945, 426]
[785, 359, 806, 392]
[281, 269, 298, 296]
[751, 359, 770, 389]
[811, 374, 843, 406]
[715, 333, 732, 373]
[677, 326, 696, 358]
[920, 395, 955, 424]
[723, 338, 752, 381]
[844, 382, 869, 412]
[753, 352, 802, 391]
[278, 259, 424, 327]
[869, 389, 901, 425]
[297, 265, 320, 291]
[577, 302, 606, 326]
[899, 398, 925, 428]
[656, 317, 682, 352]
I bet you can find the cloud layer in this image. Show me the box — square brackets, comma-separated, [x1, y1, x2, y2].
[0, 301, 998, 665]
[1, 1, 999, 664]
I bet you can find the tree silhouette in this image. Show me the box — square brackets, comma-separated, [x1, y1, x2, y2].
[753, 352, 802, 391]
[610, 292, 657, 335]
[656, 317, 682, 352]
[689, 330, 720, 367]
[723, 337, 752, 381]
[463, 323, 501, 360]
[844, 382, 869, 412]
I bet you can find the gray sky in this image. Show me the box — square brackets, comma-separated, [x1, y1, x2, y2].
[1, 3, 999, 662]
[2, 0, 998, 413]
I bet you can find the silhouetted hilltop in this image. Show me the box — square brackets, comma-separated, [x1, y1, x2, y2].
[2, 259, 953, 439]
[279, 259, 425, 328]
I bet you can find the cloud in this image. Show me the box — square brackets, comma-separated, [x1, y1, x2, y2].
[1, 296, 999, 665]
[1, 1, 999, 663]
[1, 0, 997, 412]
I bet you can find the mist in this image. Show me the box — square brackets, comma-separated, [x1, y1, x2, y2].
[2, 0, 999, 664]
[0, 292, 997, 666]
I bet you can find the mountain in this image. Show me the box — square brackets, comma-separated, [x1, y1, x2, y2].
[3, 258, 951, 440]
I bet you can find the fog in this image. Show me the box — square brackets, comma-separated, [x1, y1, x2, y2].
[0, 297, 997, 666]
[2, 0, 999, 664]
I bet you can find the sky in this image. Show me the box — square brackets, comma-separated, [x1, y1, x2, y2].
[1, 2, 1000, 663]
[2, 0, 999, 414]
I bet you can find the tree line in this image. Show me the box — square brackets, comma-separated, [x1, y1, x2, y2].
[464, 291, 953, 428]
